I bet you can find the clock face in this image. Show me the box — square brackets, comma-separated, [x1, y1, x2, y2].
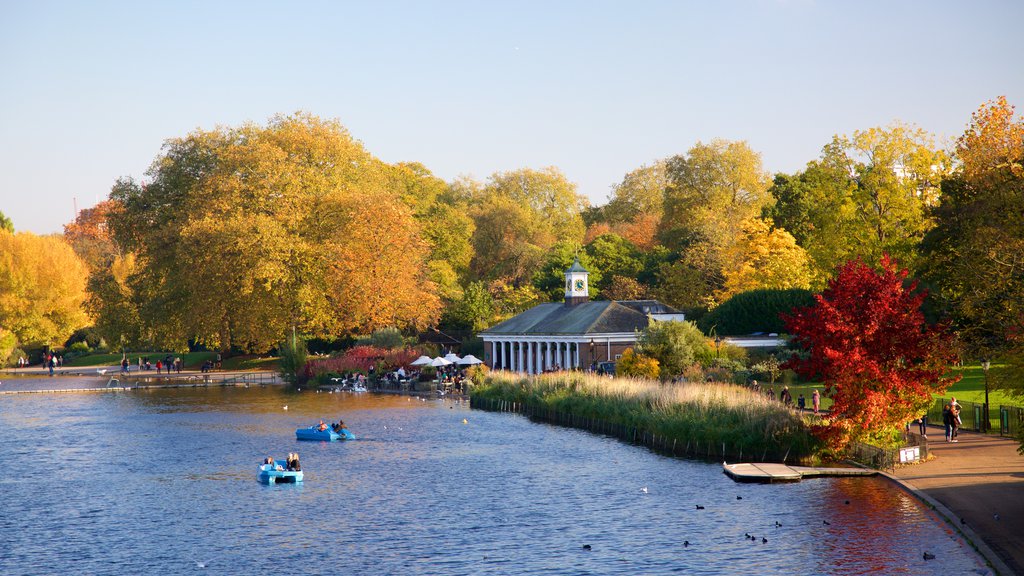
[574, 278, 585, 291]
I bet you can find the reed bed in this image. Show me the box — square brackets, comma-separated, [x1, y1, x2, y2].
[471, 371, 820, 463]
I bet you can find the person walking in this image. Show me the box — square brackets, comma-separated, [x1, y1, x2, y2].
[812, 389, 820, 415]
[950, 398, 962, 442]
[918, 413, 928, 437]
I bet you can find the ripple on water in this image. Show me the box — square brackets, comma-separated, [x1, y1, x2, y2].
[0, 388, 990, 575]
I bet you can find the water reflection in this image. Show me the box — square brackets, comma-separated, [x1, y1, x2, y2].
[0, 388, 988, 575]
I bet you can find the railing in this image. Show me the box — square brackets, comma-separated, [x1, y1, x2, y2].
[926, 397, 1024, 438]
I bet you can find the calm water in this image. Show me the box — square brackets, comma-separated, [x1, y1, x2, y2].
[0, 387, 988, 575]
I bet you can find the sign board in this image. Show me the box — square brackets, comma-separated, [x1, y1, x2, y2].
[899, 446, 921, 463]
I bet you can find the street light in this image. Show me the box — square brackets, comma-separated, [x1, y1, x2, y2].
[982, 359, 991, 433]
[714, 336, 721, 359]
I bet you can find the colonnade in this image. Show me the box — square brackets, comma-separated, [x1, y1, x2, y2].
[487, 340, 582, 374]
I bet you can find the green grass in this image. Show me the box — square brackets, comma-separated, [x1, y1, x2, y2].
[473, 371, 820, 462]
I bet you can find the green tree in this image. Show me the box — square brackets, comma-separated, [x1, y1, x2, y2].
[532, 241, 602, 302]
[635, 320, 711, 379]
[584, 233, 644, 294]
[697, 288, 815, 336]
[278, 332, 308, 386]
[920, 97, 1024, 398]
[0, 210, 12, 233]
[444, 281, 495, 331]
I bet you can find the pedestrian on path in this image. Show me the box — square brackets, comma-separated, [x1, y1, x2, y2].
[918, 413, 928, 437]
[812, 389, 820, 414]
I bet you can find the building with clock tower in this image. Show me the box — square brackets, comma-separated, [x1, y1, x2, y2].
[478, 258, 684, 374]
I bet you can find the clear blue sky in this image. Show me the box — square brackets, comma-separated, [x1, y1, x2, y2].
[2, 0, 1022, 234]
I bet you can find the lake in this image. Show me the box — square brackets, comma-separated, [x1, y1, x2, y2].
[0, 387, 989, 575]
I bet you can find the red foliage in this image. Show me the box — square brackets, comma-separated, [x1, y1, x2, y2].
[304, 346, 421, 379]
[783, 256, 959, 449]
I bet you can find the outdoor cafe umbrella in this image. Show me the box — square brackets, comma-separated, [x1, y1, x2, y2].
[443, 352, 463, 363]
[429, 357, 453, 367]
[410, 355, 433, 366]
[457, 354, 483, 365]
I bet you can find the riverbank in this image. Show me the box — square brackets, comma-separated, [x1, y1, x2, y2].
[0, 369, 281, 394]
[471, 370, 818, 463]
[887, 428, 1024, 576]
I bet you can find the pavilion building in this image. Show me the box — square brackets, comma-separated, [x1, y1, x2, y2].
[478, 259, 683, 374]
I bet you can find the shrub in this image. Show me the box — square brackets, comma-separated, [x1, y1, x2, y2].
[64, 327, 104, 349]
[636, 320, 711, 378]
[617, 348, 660, 379]
[68, 341, 92, 355]
[698, 288, 815, 336]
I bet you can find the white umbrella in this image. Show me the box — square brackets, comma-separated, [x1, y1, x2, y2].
[458, 354, 483, 365]
[410, 355, 433, 366]
[443, 352, 463, 363]
[429, 356, 453, 367]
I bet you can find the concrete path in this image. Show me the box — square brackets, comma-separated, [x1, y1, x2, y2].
[890, 426, 1024, 576]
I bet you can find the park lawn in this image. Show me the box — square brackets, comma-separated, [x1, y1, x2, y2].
[769, 364, 1022, 415]
[63, 351, 215, 369]
[220, 355, 279, 371]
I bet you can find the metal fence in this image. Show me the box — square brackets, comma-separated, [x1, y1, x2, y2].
[927, 397, 1024, 438]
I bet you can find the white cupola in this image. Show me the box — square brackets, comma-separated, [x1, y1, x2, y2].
[564, 257, 589, 306]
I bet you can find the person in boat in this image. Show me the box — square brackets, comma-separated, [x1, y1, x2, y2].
[287, 453, 301, 472]
[337, 419, 346, 431]
[317, 419, 328, 432]
[264, 456, 275, 466]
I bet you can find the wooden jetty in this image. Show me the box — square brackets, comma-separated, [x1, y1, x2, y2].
[723, 462, 877, 483]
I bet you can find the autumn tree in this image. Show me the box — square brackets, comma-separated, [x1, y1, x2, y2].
[718, 218, 814, 300]
[531, 241, 602, 301]
[920, 96, 1024, 396]
[0, 230, 90, 349]
[63, 199, 122, 271]
[105, 113, 441, 352]
[783, 257, 959, 450]
[0, 210, 12, 233]
[657, 140, 774, 310]
[468, 167, 587, 285]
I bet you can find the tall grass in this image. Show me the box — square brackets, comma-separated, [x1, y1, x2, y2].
[472, 371, 820, 463]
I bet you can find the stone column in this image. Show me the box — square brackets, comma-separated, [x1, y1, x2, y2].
[491, 341, 497, 369]
[516, 341, 523, 373]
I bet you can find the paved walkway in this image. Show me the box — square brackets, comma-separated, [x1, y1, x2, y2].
[890, 426, 1024, 576]
[0, 368, 280, 393]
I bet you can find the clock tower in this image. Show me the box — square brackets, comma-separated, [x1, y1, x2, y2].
[564, 257, 589, 306]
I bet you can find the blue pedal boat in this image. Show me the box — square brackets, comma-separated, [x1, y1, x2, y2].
[295, 425, 356, 441]
[258, 460, 303, 484]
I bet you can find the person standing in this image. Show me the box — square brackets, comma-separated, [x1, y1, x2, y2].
[950, 397, 962, 442]
[942, 403, 953, 442]
[812, 389, 820, 414]
[918, 413, 928, 437]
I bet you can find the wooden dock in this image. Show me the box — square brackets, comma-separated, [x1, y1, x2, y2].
[723, 462, 877, 483]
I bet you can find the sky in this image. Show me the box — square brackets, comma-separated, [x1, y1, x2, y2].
[2, 0, 1023, 235]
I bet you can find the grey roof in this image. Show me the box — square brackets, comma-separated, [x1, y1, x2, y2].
[566, 257, 588, 273]
[480, 300, 653, 336]
[617, 300, 680, 315]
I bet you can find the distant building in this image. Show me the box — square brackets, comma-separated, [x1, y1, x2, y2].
[478, 259, 681, 374]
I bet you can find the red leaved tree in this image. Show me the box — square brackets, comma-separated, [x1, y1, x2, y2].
[783, 256, 959, 449]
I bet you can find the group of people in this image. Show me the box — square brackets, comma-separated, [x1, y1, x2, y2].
[316, 418, 347, 433]
[942, 398, 962, 442]
[747, 380, 822, 414]
[263, 453, 301, 472]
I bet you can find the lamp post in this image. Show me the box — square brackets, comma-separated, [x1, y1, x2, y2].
[714, 336, 721, 359]
[982, 359, 991, 433]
